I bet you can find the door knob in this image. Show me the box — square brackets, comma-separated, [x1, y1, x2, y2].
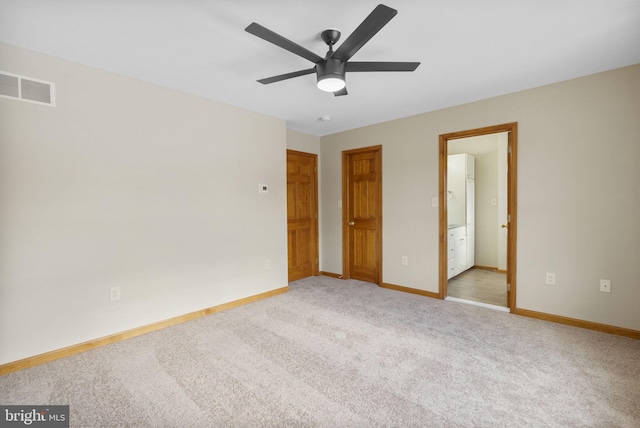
[501, 224, 508, 229]
[348, 221, 355, 226]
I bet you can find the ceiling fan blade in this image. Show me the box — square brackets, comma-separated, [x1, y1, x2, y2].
[334, 87, 348, 97]
[333, 4, 397, 62]
[245, 22, 323, 64]
[257, 68, 316, 84]
[346, 61, 420, 72]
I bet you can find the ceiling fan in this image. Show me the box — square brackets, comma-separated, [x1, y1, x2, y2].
[245, 4, 420, 96]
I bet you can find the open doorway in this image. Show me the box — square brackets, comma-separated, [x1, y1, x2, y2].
[439, 123, 518, 312]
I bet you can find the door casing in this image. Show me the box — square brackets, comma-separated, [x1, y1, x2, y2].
[439, 123, 518, 310]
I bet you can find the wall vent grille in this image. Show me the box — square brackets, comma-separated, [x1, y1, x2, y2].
[0, 71, 56, 106]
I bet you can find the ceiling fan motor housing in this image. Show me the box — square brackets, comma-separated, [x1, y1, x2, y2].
[316, 57, 346, 91]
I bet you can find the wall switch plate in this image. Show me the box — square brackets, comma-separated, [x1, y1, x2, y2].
[264, 259, 271, 270]
[401, 256, 408, 266]
[545, 272, 556, 285]
[110, 286, 121, 302]
[600, 279, 611, 293]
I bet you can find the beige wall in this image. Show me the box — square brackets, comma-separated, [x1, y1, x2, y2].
[0, 43, 288, 365]
[320, 64, 640, 330]
[286, 129, 320, 155]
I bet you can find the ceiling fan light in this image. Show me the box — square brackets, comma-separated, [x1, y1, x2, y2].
[316, 58, 347, 93]
[317, 76, 346, 92]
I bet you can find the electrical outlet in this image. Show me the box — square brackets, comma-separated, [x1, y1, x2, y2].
[600, 279, 611, 293]
[264, 259, 271, 270]
[545, 272, 556, 285]
[401, 256, 408, 266]
[109, 286, 121, 302]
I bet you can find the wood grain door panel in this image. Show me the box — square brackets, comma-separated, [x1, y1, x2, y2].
[343, 146, 382, 285]
[287, 150, 318, 282]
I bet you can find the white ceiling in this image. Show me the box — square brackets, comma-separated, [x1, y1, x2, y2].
[1, 0, 639, 136]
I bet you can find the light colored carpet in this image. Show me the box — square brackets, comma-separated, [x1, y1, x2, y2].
[1, 276, 639, 427]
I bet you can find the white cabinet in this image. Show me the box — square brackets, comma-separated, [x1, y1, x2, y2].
[447, 226, 466, 279]
[447, 154, 475, 277]
[465, 224, 475, 270]
[465, 178, 475, 270]
[447, 230, 455, 279]
[454, 233, 467, 274]
[447, 155, 466, 226]
[465, 154, 475, 179]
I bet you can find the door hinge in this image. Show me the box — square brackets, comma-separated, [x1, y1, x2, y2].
[507, 283, 511, 291]
[508, 214, 511, 223]
[315, 258, 318, 265]
[508, 144, 512, 154]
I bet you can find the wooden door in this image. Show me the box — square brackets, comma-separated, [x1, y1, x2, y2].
[343, 146, 382, 285]
[287, 150, 318, 282]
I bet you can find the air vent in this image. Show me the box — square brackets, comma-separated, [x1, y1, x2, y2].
[0, 71, 55, 106]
